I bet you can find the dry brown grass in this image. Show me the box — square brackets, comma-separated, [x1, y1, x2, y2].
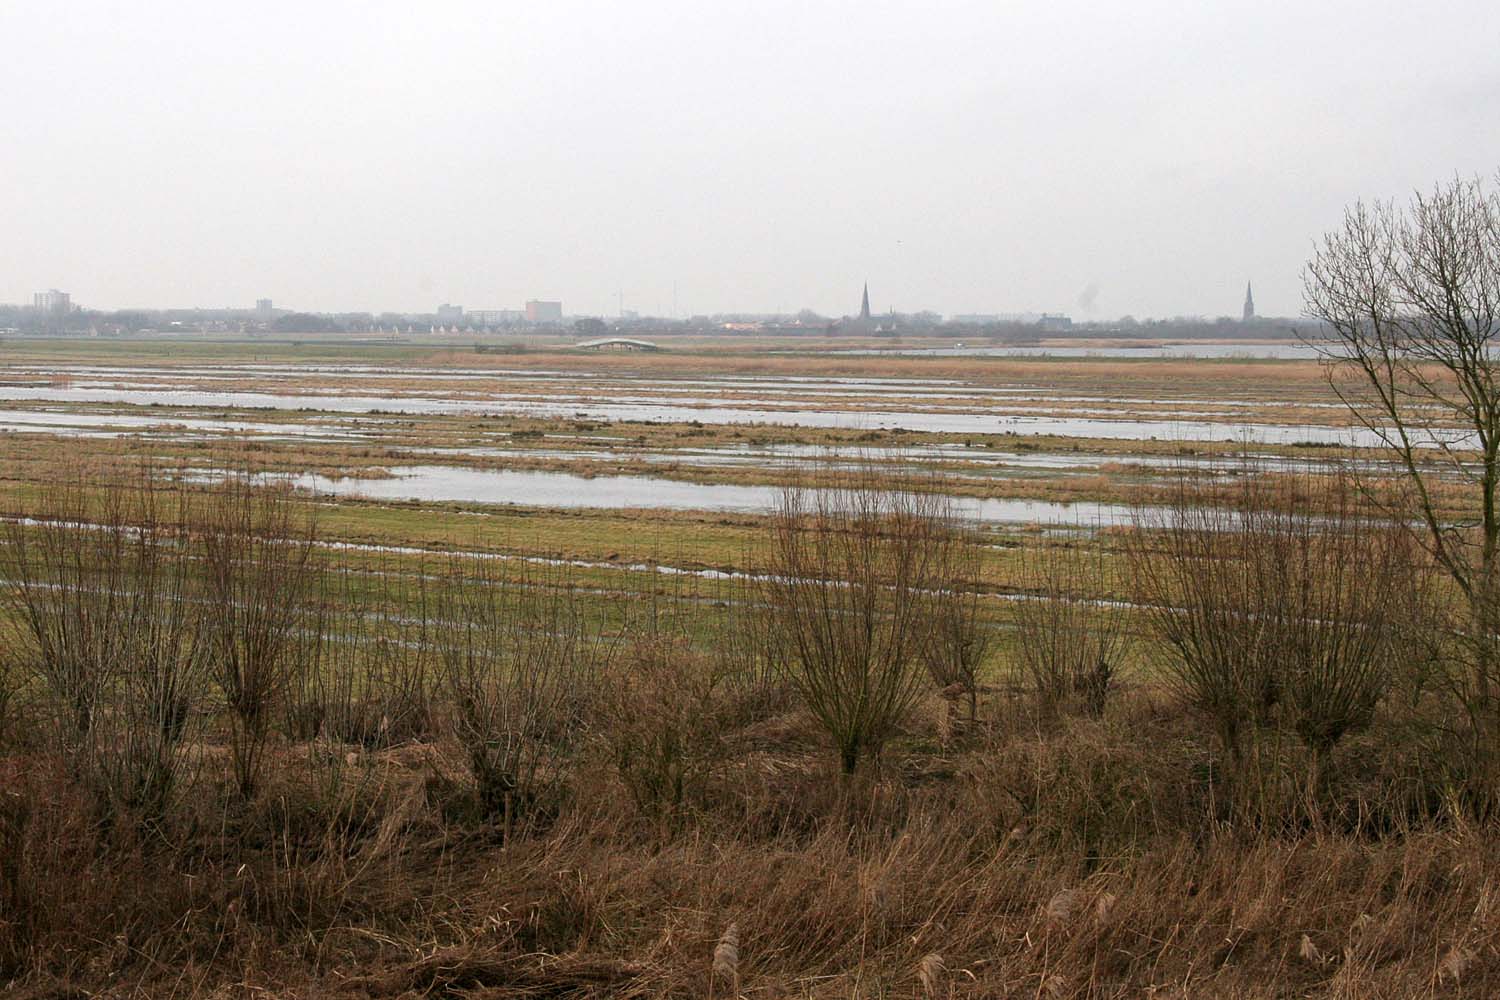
[1, 680, 1497, 998]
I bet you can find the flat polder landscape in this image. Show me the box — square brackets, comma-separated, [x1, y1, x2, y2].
[13, 0, 1500, 991]
[0, 333, 1475, 588]
[0, 334, 1412, 612]
[0, 332, 1424, 511]
[4, 328, 1497, 998]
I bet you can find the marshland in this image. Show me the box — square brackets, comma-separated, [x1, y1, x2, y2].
[13, 0, 1500, 990]
[8, 180, 1500, 999]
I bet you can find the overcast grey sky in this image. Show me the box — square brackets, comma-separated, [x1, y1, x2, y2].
[3, 1, 1498, 320]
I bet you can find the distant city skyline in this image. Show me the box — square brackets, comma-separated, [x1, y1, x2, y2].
[4, 281, 1285, 322]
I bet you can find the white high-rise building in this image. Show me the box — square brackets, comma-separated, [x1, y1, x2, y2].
[33, 289, 71, 313]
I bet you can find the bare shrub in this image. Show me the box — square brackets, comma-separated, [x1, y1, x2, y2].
[1130, 482, 1274, 761]
[599, 593, 737, 825]
[435, 557, 613, 825]
[282, 564, 333, 743]
[93, 472, 210, 822]
[921, 523, 993, 724]
[714, 580, 782, 699]
[1013, 540, 1129, 720]
[1, 470, 137, 739]
[758, 470, 953, 775]
[199, 472, 320, 799]
[603, 643, 720, 824]
[0, 466, 212, 823]
[1131, 469, 1428, 781]
[320, 562, 434, 750]
[0, 647, 15, 749]
[1265, 480, 1427, 762]
[326, 636, 434, 749]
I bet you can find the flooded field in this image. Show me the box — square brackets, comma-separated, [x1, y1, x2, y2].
[835, 341, 1325, 360]
[293, 464, 1139, 525]
[0, 355, 1391, 448]
[0, 340, 1468, 542]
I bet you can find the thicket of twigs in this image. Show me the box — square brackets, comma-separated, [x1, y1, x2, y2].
[3, 463, 1500, 998]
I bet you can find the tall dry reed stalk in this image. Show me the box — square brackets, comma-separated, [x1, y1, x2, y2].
[712, 921, 740, 998]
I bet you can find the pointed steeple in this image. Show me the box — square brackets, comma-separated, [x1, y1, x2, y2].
[860, 282, 871, 320]
[1242, 281, 1255, 322]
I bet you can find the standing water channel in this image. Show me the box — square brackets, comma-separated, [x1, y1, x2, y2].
[295, 465, 1140, 526]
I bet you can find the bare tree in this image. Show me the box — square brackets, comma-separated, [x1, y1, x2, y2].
[1303, 174, 1500, 739]
[758, 470, 952, 775]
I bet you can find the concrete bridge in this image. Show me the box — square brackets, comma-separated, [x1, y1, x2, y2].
[574, 337, 660, 352]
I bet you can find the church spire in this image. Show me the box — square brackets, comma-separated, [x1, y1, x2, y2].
[1242, 281, 1255, 322]
[860, 282, 871, 320]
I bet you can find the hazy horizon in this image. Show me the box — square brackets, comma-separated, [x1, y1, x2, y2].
[4, 1, 1498, 320]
